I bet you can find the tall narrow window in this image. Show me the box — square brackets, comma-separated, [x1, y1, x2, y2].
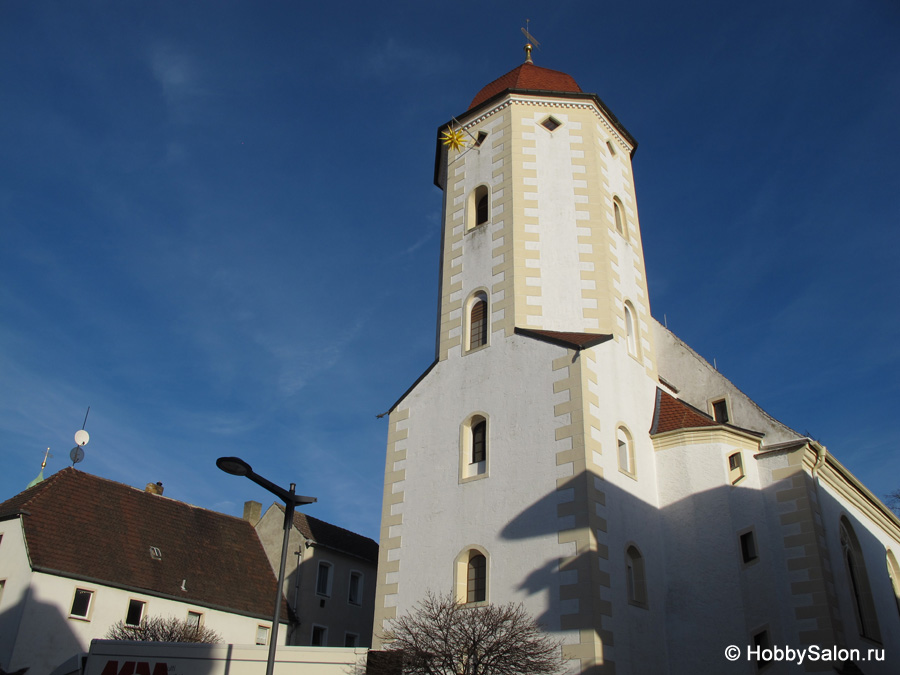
[316, 562, 333, 597]
[712, 399, 730, 423]
[617, 426, 635, 477]
[624, 302, 638, 357]
[348, 571, 363, 605]
[728, 452, 745, 485]
[613, 198, 625, 235]
[311, 625, 328, 646]
[256, 625, 269, 646]
[625, 546, 647, 607]
[471, 418, 486, 463]
[467, 552, 487, 603]
[468, 185, 490, 230]
[840, 517, 881, 641]
[468, 292, 488, 350]
[740, 531, 758, 564]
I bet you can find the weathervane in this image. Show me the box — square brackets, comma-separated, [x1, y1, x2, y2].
[521, 19, 541, 64]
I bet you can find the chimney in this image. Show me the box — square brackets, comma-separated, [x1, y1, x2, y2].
[243, 500, 262, 526]
[145, 481, 164, 496]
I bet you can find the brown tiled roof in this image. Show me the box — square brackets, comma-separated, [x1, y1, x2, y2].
[469, 62, 582, 110]
[0, 468, 280, 619]
[516, 327, 613, 350]
[284, 507, 378, 564]
[650, 389, 719, 434]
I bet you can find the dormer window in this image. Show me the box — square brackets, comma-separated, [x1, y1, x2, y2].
[712, 399, 729, 423]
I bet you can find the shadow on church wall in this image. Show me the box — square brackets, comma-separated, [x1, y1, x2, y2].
[498, 468, 900, 674]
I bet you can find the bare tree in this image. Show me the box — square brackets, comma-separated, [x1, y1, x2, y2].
[105, 616, 222, 643]
[886, 489, 900, 517]
[380, 592, 565, 675]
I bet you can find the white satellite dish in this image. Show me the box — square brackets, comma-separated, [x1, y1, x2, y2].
[74, 429, 90, 447]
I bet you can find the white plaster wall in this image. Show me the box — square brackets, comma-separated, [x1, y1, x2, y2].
[814, 475, 900, 671]
[653, 320, 801, 444]
[528, 112, 585, 331]
[386, 335, 578, 632]
[0, 518, 32, 670]
[8, 572, 285, 675]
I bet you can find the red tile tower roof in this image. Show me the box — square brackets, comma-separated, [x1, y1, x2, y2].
[0, 468, 281, 619]
[469, 62, 582, 110]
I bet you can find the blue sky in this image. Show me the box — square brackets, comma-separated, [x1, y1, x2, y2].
[2, 1, 898, 540]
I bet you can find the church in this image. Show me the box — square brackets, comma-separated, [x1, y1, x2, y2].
[371, 47, 900, 674]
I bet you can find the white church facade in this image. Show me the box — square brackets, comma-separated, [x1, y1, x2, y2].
[372, 51, 900, 674]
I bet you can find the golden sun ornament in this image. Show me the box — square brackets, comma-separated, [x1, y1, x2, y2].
[441, 127, 467, 152]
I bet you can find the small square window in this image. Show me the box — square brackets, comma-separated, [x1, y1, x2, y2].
[256, 625, 269, 646]
[344, 633, 359, 648]
[125, 599, 145, 627]
[740, 531, 758, 564]
[712, 399, 729, 423]
[540, 116, 561, 132]
[728, 452, 744, 485]
[474, 131, 488, 147]
[70, 589, 94, 619]
[186, 611, 202, 629]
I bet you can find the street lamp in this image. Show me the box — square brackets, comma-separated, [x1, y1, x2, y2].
[216, 456, 316, 675]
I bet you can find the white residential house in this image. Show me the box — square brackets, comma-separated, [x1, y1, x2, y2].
[0, 468, 287, 675]
[372, 49, 900, 674]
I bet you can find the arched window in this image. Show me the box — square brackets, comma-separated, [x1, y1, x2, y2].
[460, 413, 488, 480]
[840, 517, 881, 641]
[625, 545, 647, 607]
[467, 552, 487, 603]
[467, 292, 488, 351]
[886, 550, 900, 619]
[467, 185, 490, 231]
[454, 547, 489, 605]
[617, 426, 635, 478]
[624, 301, 639, 357]
[613, 197, 626, 237]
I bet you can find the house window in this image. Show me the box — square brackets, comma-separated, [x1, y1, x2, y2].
[348, 571, 363, 605]
[613, 197, 625, 236]
[467, 552, 487, 603]
[316, 562, 333, 597]
[540, 116, 561, 132]
[625, 546, 647, 607]
[467, 292, 488, 350]
[712, 399, 729, 423]
[468, 185, 490, 230]
[840, 517, 881, 641]
[617, 426, 635, 478]
[728, 452, 745, 485]
[311, 625, 328, 646]
[624, 302, 639, 357]
[752, 629, 771, 670]
[69, 588, 94, 619]
[186, 611, 202, 629]
[125, 599, 146, 626]
[344, 633, 359, 648]
[256, 625, 269, 646]
[461, 414, 488, 480]
[740, 531, 758, 564]
[887, 550, 900, 619]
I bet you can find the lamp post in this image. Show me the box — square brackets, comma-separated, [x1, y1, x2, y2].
[216, 457, 316, 675]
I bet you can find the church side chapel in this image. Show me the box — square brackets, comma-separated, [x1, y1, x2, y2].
[372, 45, 900, 674]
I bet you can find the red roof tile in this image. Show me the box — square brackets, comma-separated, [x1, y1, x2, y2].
[651, 390, 719, 434]
[469, 62, 582, 110]
[0, 468, 280, 619]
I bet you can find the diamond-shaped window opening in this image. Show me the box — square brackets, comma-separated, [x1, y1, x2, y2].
[150, 546, 162, 560]
[541, 116, 562, 132]
[474, 131, 489, 147]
